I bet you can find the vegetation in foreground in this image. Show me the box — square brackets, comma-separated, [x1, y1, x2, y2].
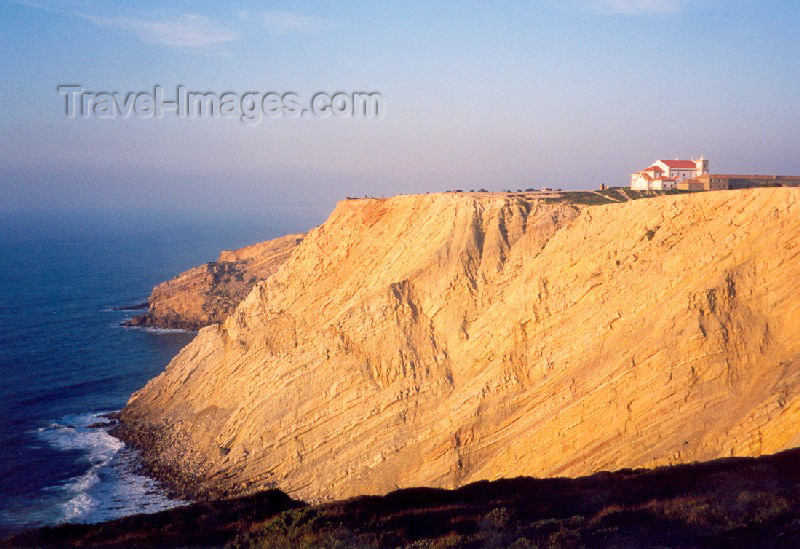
[5, 448, 800, 548]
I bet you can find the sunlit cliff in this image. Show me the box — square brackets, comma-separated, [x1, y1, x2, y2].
[118, 189, 800, 502]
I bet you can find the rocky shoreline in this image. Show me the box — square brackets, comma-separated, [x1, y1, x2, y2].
[121, 311, 202, 331]
[111, 302, 149, 312]
[121, 233, 303, 331]
[111, 416, 251, 503]
[99, 412, 208, 501]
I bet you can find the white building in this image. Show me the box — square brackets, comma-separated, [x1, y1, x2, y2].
[631, 158, 709, 190]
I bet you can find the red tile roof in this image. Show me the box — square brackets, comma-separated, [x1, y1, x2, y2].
[659, 159, 697, 169]
[638, 166, 662, 175]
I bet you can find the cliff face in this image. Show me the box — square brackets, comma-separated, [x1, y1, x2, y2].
[119, 189, 800, 502]
[125, 234, 303, 330]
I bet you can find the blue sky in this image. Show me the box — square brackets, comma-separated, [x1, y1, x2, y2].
[1, 0, 799, 216]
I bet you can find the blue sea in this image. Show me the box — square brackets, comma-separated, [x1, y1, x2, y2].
[0, 210, 318, 536]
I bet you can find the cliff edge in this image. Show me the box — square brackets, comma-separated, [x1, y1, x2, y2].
[124, 234, 304, 330]
[118, 189, 800, 502]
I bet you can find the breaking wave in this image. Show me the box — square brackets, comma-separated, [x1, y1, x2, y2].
[35, 412, 187, 525]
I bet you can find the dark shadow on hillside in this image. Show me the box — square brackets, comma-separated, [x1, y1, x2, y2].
[6, 448, 800, 547]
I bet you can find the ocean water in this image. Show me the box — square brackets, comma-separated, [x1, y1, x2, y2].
[0, 210, 318, 536]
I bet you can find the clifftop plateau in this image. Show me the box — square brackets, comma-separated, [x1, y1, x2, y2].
[118, 189, 800, 503]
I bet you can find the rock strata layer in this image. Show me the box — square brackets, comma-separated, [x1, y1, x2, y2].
[124, 234, 303, 330]
[119, 190, 800, 502]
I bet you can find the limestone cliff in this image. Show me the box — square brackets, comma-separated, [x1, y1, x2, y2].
[118, 189, 800, 502]
[125, 234, 303, 330]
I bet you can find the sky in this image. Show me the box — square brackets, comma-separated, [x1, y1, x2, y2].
[1, 0, 799, 219]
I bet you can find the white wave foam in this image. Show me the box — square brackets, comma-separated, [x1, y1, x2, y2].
[62, 493, 94, 522]
[35, 411, 188, 525]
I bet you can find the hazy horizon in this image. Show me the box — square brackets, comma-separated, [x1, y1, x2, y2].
[2, 0, 799, 216]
